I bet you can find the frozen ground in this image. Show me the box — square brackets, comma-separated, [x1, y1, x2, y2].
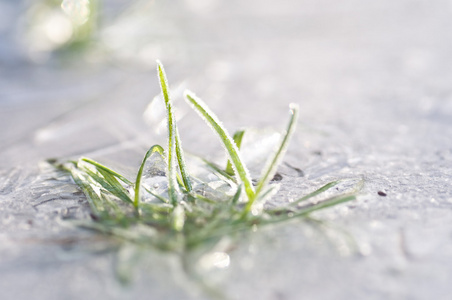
[1, 0, 452, 299]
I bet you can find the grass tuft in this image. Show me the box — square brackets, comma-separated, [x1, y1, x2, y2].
[53, 61, 362, 282]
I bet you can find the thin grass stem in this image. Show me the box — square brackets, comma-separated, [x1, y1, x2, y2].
[199, 157, 236, 183]
[157, 61, 192, 193]
[226, 130, 245, 176]
[157, 61, 182, 205]
[69, 168, 102, 215]
[248, 104, 299, 213]
[294, 194, 356, 216]
[290, 180, 340, 206]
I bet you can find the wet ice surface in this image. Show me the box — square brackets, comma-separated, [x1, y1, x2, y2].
[1, 0, 452, 299]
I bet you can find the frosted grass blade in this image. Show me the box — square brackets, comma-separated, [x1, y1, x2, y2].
[134, 144, 165, 208]
[295, 194, 356, 216]
[199, 157, 236, 183]
[250, 104, 299, 212]
[97, 168, 133, 204]
[68, 166, 102, 215]
[79, 163, 133, 205]
[268, 179, 363, 215]
[52, 60, 362, 279]
[81, 158, 133, 185]
[157, 61, 182, 205]
[175, 127, 192, 192]
[255, 104, 299, 195]
[157, 61, 192, 194]
[184, 91, 255, 202]
[226, 130, 245, 176]
[263, 194, 356, 225]
[289, 180, 340, 206]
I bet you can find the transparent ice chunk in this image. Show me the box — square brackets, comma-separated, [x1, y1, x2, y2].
[140, 152, 169, 201]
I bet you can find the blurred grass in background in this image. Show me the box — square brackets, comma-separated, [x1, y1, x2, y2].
[3, 0, 180, 66]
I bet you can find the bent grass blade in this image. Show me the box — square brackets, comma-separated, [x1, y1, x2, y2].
[134, 144, 165, 208]
[226, 130, 245, 176]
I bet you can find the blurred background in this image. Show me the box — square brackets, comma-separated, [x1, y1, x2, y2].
[2, 0, 451, 169]
[1, 1, 452, 299]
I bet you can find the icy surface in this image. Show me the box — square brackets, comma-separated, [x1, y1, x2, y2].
[1, 0, 452, 299]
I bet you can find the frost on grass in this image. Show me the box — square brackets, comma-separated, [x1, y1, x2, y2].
[51, 61, 362, 286]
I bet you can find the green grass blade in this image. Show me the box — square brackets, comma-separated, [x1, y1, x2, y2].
[251, 104, 299, 210]
[52, 62, 361, 270]
[134, 144, 165, 208]
[80, 164, 133, 205]
[263, 194, 356, 225]
[69, 167, 103, 215]
[184, 90, 255, 203]
[61, 162, 117, 217]
[267, 179, 363, 215]
[295, 194, 356, 216]
[199, 157, 236, 183]
[157, 60, 192, 194]
[157, 61, 181, 205]
[97, 168, 134, 205]
[226, 130, 245, 176]
[290, 180, 340, 205]
[175, 127, 192, 192]
[81, 158, 133, 185]
[143, 187, 169, 204]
